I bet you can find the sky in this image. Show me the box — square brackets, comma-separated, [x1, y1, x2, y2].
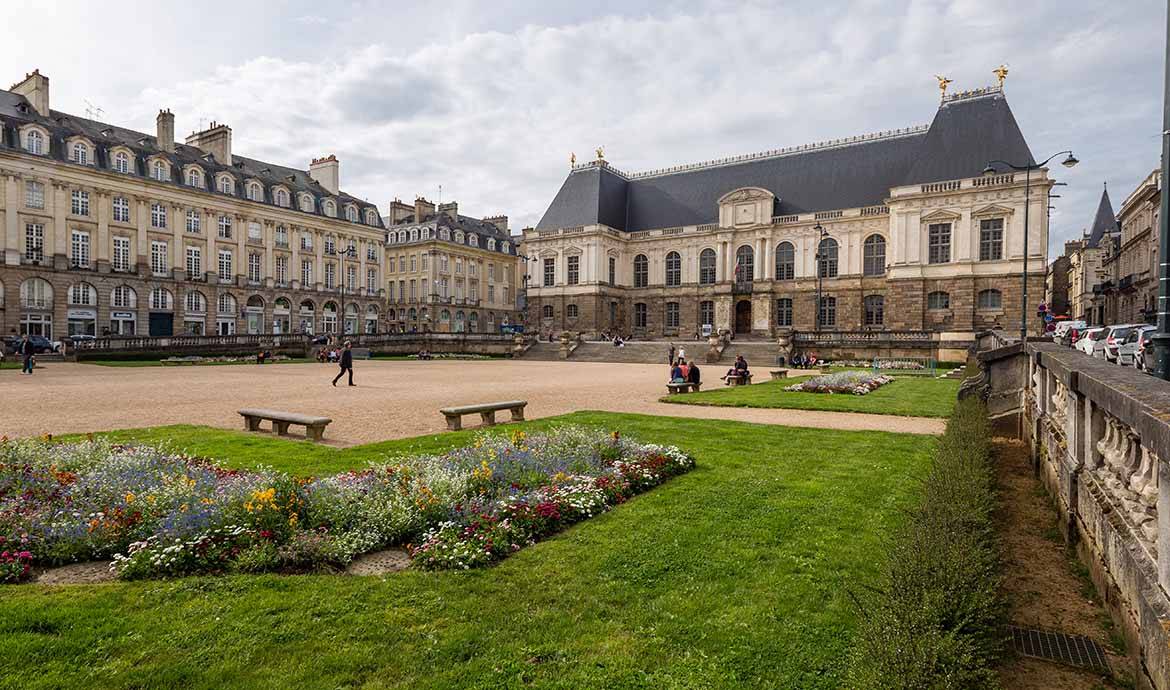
[1, 0, 1163, 256]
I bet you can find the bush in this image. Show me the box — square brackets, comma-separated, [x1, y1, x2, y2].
[847, 398, 1002, 689]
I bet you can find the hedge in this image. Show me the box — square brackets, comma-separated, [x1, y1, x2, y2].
[847, 397, 1003, 689]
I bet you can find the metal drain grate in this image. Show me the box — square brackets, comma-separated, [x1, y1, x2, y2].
[1008, 625, 1110, 672]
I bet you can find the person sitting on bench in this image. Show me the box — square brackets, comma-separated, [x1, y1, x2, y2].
[721, 355, 749, 381]
[670, 361, 685, 383]
[687, 361, 701, 386]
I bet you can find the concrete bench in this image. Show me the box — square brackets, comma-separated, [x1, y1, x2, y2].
[726, 373, 753, 387]
[239, 408, 332, 442]
[769, 370, 788, 380]
[439, 400, 527, 431]
[666, 381, 701, 394]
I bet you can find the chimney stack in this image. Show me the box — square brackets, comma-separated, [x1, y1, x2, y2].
[156, 109, 175, 152]
[387, 198, 414, 224]
[309, 155, 340, 195]
[438, 201, 458, 219]
[185, 121, 233, 165]
[10, 69, 50, 117]
[483, 215, 509, 232]
[414, 196, 435, 222]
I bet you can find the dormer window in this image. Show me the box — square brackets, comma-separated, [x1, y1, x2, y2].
[365, 209, 378, 226]
[454, 231, 465, 244]
[469, 234, 478, 247]
[218, 175, 234, 195]
[114, 151, 131, 174]
[299, 194, 314, 212]
[488, 238, 497, 251]
[186, 168, 203, 187]
[324, 200, 336, 217]
[152, 160, 169, 182]
[276, 189, 289, 207]
[439, 228, 450, 240]
[345, 205, 358, 222]
[72, 142, 89, 165]
[24, 129, 44, 155]
[246, 183, 261, 202]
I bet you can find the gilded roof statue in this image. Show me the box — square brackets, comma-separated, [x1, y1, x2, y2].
[994, 64, 1009, 88]
[934, 75, 952, 101]
[570, 152, 576, 166]
[595, 146, 605, 160]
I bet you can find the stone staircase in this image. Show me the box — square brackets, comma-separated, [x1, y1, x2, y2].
[516, 338, 785, 366]
[519, 341, 564, 361]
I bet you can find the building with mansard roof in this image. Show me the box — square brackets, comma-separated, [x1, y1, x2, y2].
[523, 82, 1055, 353]
[1067, 185, 1121, 325]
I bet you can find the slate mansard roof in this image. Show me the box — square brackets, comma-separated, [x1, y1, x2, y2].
[0, 89, 382, 228]
[1085, 185, 1119, 248]
[384, 211, 517, 256]
[537, 86, 1036, 232]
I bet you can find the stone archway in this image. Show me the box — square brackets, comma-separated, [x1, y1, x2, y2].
[735, 300, 752, 334]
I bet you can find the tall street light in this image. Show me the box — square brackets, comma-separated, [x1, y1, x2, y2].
[983, 151, 1079, 341]
[813, 223, 829, 332]
[337, 244, 357, 336]
[1153, 2, 1170, 380]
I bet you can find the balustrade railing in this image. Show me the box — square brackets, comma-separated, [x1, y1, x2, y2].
[794, 330, 933, 344]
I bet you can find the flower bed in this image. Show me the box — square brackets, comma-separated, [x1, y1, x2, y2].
[784, 371, 894, 396]
[0, 427, 693, 581]
[828, 359, 926, 371]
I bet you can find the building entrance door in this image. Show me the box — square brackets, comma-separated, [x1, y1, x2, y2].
[735, 300, 752, 334]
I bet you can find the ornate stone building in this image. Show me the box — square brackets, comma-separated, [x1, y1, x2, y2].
[382, 197, 522, 333]
[0, 70, 392, 339]
[1067, 186, 1120, 325]
[524, 84, 1053, 342]
[1102, 170, 1160, 325]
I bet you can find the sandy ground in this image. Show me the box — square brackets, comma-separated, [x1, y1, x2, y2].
[0, 360, 944, 442]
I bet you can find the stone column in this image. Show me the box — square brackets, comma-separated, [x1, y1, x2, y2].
[290, 225, 301, 289]
[235, 214, 246, 285]
[204, 208, 215, 282]
[264, 221, 275, 288]
[96, 193, 111, 270]
[134, 196, 149, 275]
[52, 183, 69, 263]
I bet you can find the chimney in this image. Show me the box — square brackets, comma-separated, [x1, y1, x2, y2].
[185, 121, 232, 165]
[438, 201, 459, 219]
[156, 109, 175, 152]
[309, 155, 340, 195]
[388, 198, 414, 224]
[483, 215, 509, 232]
[414, 196, 435, 221]
[10, 69, 50, 117]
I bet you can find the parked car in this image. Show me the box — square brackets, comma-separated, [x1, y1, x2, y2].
[1119, 325, 1156, 366]
[1100, 324, 1143, 362]
[2, 334, 57, 354]
[1138, 328, 1164, 372]
[1054, 320, 1087, 347]
[1076, 327, 1106, 356]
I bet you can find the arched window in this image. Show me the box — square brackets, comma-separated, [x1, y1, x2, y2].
[440, 309, 451, 324]
[150, 288, 173, 311]
[542, 305, 554, 319]
[111, 285, 137, 309]
[633, 254, 648, 288]
[246, 295, 265, 309]
[408, 308, 417, 321]
[246, 183, 261, 201]
[817, 238, 838, 278]
[274, 297, 291, 312]
[69, 282, 96, 306]
[699, 248, 717, 285]
[927, 291, 950, 310]
[665, 251, 681, 287]
[346, 206, 358, 222]
[735, 245, 754, 282]
[864, 295, 884, 326]
[114, 151, 130, 174]
[219, 175, 234, 195]
[300, 194, 314, 212]
[20, 278, 53, 309]
[25, 129, 44, 155]
[863, 235, 886, 276]
[299, 299, 315, 313]
[217, 293, 237, 316]
[567, 304, 579, 318]
[818, 295, 837, 328]
[775, 242, 795, 280]
[72, 142, 89, 165]
[187, 168, 202, 187]
[977, 289, 1002, 310]
[185, 290, 206, 314]
[324, 201, 336, 217]
[152, 160, 168, 181]
[276, 189, 289, 207]
[366, 210, 378, 225]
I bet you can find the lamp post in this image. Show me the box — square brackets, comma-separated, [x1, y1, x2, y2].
[813, 223, 828, 332]
[337, 245, 356, 337]
[1153, 2, 1170, 380]
[983, 151, 1079, 341]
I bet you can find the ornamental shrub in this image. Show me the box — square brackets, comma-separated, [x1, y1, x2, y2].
[847, 398, 1003, 689]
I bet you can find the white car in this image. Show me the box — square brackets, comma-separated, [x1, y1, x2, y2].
[1053, 320, 1086, 345]
[1101, 324, 1143, 362]
[1076, 327, 1105, 356]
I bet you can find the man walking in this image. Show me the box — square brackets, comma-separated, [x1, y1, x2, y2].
[20, 334, 35, 375]
[332, 340, 354, 386]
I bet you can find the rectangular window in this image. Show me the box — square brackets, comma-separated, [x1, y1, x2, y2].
[864, 295, 884, 326]
[276, 256, 288, 284]
[928, 223, 951, 264]
[367, 246, 377, 262]
[367, 268, 377, 292]
[439, 278, 449, 298]
[113, 196, 130, 223]
[488, 285, 495, 303]
[150, 240, 168, 276]
[818, 296, 837, 327]
[186, 210, 201, 233]
[410, 280, 418, 301]
[301, 259, 313, 285]
[71, 190, 89, 216]
[113, 237, 130, 272]
[71, 230, 91, 269]
[25, 180, 44, 209]
[398, 280, 405, 301]
[218, 250, 233, 281]
[567, 255, 579, 285]
[186, 246, 202, 278]
[276, 226, 288, 246]
[248, 222, 262, 241]
[400, 256, 407, 272]
[543, 258, 555, 287]
[700, 300, 714, 326]
[979, 218, 1004, 261]
[248, 253, 262, 282]
[455, 258, 463, 274]
[218, 216, 232, 239]
[346, 265, 357, 291]
[324, 263, 336, 289]
[300, 234, 312, 251]
[634, 302, 647, 328]
[665, 302, 679, 329]
[421, 253, 428, 271]
[609, 256, 616, 285]
[488, 263, 496, 282]
[411, 255, 418, 272]
[776, 298, 792, 327]
[24, 223, 44, 263]
[151, 203, 166, 229]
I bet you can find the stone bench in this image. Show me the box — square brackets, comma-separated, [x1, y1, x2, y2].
[440, 400, 527, 431]
[666, 381, 701, 394]
[161, 356, 203, 365]
[769, 370, 788, 380]
[238, 408, 332, 442]
[725, 373, 753, 386]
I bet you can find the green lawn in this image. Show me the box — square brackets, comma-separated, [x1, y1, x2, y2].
[663, 375, 960, 418]
[82, 358, 315, 368]
[4, 412, 935, 689]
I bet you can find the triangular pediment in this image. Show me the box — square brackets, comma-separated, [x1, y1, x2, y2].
[972, 203, 1014, 218]
[921, 209, 961, 222]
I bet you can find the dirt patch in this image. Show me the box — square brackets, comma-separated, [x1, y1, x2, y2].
[345, 548, 410, 576]
[33, 561, 116, 585]
[995, 438, 1132, 689]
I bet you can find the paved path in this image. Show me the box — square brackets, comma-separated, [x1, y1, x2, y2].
[0, 360, 945, 442]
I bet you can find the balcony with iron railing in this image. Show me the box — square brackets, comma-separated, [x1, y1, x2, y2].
[732, 280, 753, 294]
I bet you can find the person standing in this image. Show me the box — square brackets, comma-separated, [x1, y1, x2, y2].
[332, 340, 355, 386]
[668, 342, 676, 365]
[20, 334, 35, 375]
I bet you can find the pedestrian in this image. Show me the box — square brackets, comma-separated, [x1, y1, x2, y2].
[20, 334, 35, 375]
[668, 342, 676, 365]
[332, 340, 355, 386]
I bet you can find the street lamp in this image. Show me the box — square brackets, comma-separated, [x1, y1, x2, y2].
[983, 151, 1079, 341]
[813, 222, 829, 332]
[337, 245, 357, 337]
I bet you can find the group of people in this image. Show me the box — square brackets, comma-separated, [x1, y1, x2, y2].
[669, 357, 701, 386]
[787, 352, 820, 369]
[601, 330, 633, 347]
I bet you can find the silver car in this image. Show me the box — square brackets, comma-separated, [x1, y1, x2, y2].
[1119, 325, 1156, 366]
[1099, 324, 1142, 362]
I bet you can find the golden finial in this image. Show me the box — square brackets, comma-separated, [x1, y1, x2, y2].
[570, 152, 576, 166]
[993, 64, 1009, 89]
[934, 75, 952, 102]
[595, 146, 605, 160]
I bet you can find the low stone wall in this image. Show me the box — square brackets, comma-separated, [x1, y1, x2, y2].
[76, 333, 515, 361]
[977, 335, 1170, 689]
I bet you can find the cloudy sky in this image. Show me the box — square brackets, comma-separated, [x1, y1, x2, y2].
[2, 0, 1162, 255]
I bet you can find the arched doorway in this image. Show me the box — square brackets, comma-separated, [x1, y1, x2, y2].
[735, 300, 752, 335]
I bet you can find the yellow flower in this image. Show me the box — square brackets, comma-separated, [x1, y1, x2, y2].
[125, 492, 135, 504]
[288, 513, 299, 527]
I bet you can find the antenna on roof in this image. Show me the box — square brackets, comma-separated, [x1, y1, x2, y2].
[83, 99, 104, 120]
[438, 184, 442, 205]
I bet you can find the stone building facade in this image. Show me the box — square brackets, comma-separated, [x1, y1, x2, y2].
[524, 85, 1053, 341]
[1102, 170, 1160, 325]
[0, 70, 391, 340]
[382, 197, 523, 333]
[1067, 186, 1120, 325]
